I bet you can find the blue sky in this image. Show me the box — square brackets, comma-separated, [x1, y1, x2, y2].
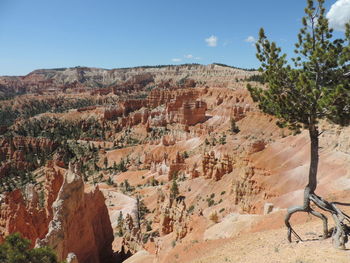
[0, 0, 348, 75]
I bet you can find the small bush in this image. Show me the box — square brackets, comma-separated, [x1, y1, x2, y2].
[142, 233, 150, 244]
[106, 177, 114, 186]
[207, 199, 215, 207]
[182, 151, 189, 159]
[187, 205, 195, 214]
[146, 221, 152, 231]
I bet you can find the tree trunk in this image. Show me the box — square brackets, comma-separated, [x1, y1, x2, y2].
[307, 125, 319, 193]
[285, 124, 350, 248]
[300, 125, 320, 211]
[285, 124, 328, 241]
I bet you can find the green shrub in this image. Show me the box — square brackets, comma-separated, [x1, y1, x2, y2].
[0, 233, 60, 263]
[187, 205, 195, 214]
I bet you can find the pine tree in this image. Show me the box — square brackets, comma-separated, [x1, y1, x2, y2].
[116, 211, 124, 237]
[230, 118, 240, 133]
[134, 195, 150, 231]
[118, 159, 127, 172]
[170, 177, 179, 200]
[0, 233, 60, 263]
[248, 0, 350, 248]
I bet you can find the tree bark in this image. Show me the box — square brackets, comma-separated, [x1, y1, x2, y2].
[285, 124, 350, 248]
[285, 124, 328, 242]
[307, 125, 319, 192]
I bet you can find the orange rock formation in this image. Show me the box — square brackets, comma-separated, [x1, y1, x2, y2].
[37, 163, 114, 263]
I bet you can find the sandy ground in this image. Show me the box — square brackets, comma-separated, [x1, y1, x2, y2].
[189, 220, 350, 263]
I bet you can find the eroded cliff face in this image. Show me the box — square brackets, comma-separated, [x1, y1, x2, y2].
[0, 163, 63, 244]
[0, 161, 114, 263]
[37, 163, 114, 263]
[0, 64, 255, 93]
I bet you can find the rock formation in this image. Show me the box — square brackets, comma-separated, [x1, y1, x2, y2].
[249, 140, 266, 154]
[231, 158, 272, 213]
[168, 152, 187, 181]
[0, 163, 63, 245]
[37, 163, 114, 263]
[146, 88, 207, 127]
[170, 100, 207, 126]
[154, 189, 189, 240]
[200, 151, 233, 181]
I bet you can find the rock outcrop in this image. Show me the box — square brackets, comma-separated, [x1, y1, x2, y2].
[231, 158, 272, 213]
[168, 100, 207, 126]
[37, 164, 114, 263]
[146, 88, 207, 127]
[195, 151, 233, 181]
[0, 163, 63, 245]
[154, 189, 189, 239]
[168, 152, 187, 180]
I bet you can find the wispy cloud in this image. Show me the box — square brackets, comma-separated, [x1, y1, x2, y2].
[326, 0, 350, 31]
[171, 58, 182, 62]
[205, 35, 218, 47]
[184, 54, 201, 60]
[245, 36, 256, 43]
[223, 40, 231, 47]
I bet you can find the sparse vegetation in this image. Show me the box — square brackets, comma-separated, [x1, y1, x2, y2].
[219, 134, 227, 145]
[0, 96, 102, 128]
[121, 179, 134, 193]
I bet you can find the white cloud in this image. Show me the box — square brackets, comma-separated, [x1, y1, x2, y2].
[327, 0, 350, 31]
[184, 54, 193, 59]
[205, 35, 218, 47]
[245, 36, 256, 43]
[171, 58, 182, 62]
